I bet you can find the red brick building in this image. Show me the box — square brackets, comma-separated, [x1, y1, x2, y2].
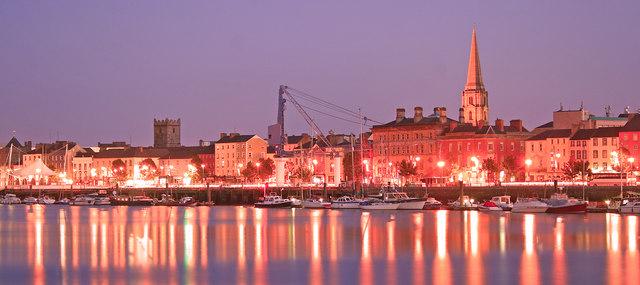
[619, 115, 640, 162]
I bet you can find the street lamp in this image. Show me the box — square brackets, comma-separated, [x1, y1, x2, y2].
[525, 159, 532, 182]
[201, 164, 206, 182]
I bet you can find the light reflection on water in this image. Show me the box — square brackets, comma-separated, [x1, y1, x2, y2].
[0, 205, 638, 284]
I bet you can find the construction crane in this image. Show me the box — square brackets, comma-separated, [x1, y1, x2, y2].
[278, 85, 333, 150]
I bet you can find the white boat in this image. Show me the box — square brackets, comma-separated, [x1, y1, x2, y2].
[37, 196, 56, 205]
[302, 197, 330, 209]
[23, 197, 38, 205]
[489, 195, 513, 211]
[331, 196, 362, 209]
[382, 191, 427, 210]
[289, 196, 303, 208]
[620, 199, 640, 214]
[360, 198, 399, 210]
[179, 196, 197, 206]
[2, 194, 21, 204]
[448, 195, 478, 210]
[254, 193, 292, 208]
[512, 198, 549, 213]
[70, 195, 95, 206]
[93, 195, 111, 206]
[423, 197, 443, 210]
[56, 198, 71, 205]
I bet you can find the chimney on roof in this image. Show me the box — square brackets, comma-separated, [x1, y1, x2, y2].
[449, 120, 458, 131]
[509, 119, 523, 132]
[220, 133, 228, 139]
[439, 107, 447, 124]
[413, 107, 423, 123]
[230, 133, 240, 138]
[495, 119, 504, 132]
[396, 108, 406, 123]
[458, 108, 465, 124]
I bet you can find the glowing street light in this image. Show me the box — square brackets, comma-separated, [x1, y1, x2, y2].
[524, 159, 533, 182]
[437, 161, 445, 168]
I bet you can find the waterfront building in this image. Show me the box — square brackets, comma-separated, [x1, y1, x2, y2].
[525, 129, 572, 180]
[439, 119, 529, 182]
[154, 118, 181, 148]
[619, 114, 640, 163]
[569, 127, 621, 173]
[214, 133, 268, 177]
[71, 148, 96, 183]
[22, 141, 86, 176]
[370, 107, 454, 183]
[91, 147, 167, 179]
[158, 146, 215, 180]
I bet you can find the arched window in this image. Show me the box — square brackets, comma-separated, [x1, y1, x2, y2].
[468, 97, 473, 105]
[468, 111, 473, 121]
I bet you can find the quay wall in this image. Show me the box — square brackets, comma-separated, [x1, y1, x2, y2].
[2, 185, 638, 205]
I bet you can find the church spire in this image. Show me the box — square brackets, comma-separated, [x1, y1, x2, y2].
[465, 26, 484, 91]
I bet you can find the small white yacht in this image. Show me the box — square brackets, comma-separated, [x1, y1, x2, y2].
[423, 197, 443, 210]
[23, 197, 38, 205]
[37, 196, 56, 205]
[70, 195, 95, 206]
[360, 198, 399, 210]
[512, 198, 549, 213]
[448, 195, 478, 210]
[331, 196, 362, 209]
[620, 199, 640, 214]
[382, 191, 427, 210]
[254, 193, 292, 208]
[2, 194, 21, 204]
[302, 197, 330, 209]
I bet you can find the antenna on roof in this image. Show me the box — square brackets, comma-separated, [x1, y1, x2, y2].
[559, 103, 564, 111]
[625, 106, 630, 114]
[605, 105, 612, 117]
[580, 101, 584, 110]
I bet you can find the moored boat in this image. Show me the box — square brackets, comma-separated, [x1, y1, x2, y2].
[331, 196, 361, 209]
[423, 197, 442, 210]
[23, 196, 38, 205]
[156, 194, 179, 206]
[448, 195, 478, 210]
[620, 199, 640, 214]
[37, 196, 56, 205]
[70, 195, 95, 206]
[127, 196, 155, 206]
[254, 193, 292, 208]
[478, 201, 503, 212]
[543, 193, 587, 214]
[55, 198, 71, 205]
[2, 194, 21, 204]
[489, 195, 513, 211]
[512, 198, 549, 213]
[382, 191, 426, 210]
[360, 198, 399, 210]
[302, 197, 330, 209]
[289, 196, 303, 208]
[179, 196, 197, 206]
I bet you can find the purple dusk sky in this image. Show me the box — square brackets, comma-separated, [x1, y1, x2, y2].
[1, 1, 639, 146]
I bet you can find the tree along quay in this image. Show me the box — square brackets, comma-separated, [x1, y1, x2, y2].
[1, 185, 638, 205]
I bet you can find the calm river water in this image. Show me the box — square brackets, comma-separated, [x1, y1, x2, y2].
[0, 205, 637, 284]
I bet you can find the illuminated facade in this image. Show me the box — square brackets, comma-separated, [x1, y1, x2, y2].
[371, 107, 453, 183]
[214, 133, 268, 177]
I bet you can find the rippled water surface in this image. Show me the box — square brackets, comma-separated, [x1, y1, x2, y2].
[0, 205, 638, 284]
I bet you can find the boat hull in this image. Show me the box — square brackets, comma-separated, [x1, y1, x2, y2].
[254, 201, 292, 208]
[302, 201, 330, 209]
[331, 203, 361, 209]
[546, 203, 587, 214]
[478, 206, 503, 212]
[423, 203, 442, 210]
[512, 206, 548, 213]
[619, 207, 640, 214]
[361, 203, 399, 210]
[396, 200, 427, 210]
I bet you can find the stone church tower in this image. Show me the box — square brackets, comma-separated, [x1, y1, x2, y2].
[154, 118, 181, 147]
[459, 26, 489, 126]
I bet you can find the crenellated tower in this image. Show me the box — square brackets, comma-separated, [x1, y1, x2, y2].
[154, 118, 181, 148]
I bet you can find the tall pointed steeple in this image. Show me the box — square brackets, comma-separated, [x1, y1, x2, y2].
[465, 26, 484, 91]
[459, 26, 489, 126]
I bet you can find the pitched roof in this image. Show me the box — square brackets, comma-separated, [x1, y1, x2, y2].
[570, 129, 596, 140]
[527, 129, 572, 141]
[215, 134, 256, 143]
[536, 121, 554, 129]
[373, 116, 455, 128]
[4, 137, 22, 148]
[592, 127, 622, 138]
[449, 124, 529, 135]
[93, 148, 169, 159]
[622, 115, 640, 132]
